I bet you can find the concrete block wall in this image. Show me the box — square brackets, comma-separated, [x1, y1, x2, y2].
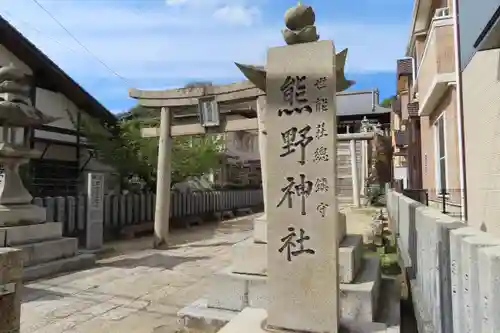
[387, 189, 500, 333]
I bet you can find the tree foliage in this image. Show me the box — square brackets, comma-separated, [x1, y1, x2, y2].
[380, 95, 396, 108]
[68, 105, 222, 192]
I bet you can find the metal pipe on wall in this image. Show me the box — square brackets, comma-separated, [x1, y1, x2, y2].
[452, 0, 468, 221]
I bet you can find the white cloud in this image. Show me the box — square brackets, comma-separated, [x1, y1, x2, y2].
[0, 0, 407, 107]
[213, 5, 261, 26]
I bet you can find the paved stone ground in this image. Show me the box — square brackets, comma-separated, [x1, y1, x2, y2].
[20, 215, 256, 333]
[19, 205, 399, 333]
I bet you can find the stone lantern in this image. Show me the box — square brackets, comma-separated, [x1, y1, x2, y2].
[0, 64, 57, 226]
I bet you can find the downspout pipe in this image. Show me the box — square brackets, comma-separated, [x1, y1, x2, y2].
[452, 0, 468, 221]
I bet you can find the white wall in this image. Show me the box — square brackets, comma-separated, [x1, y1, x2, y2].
[35, 88, 79, 142]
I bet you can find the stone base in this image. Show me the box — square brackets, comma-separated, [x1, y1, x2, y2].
[216, 308, 388, 333]
[0, 204, 45, 226]
[253, 212, 347, 244]
[200, 257, 381, 322]
[339, 234, 363, 283]
[340, 256, 382, 322]
[1, 221, 96, 281]
[231, 239, 266, 275]
[18, 237, 78, 267]
[178, 299, 238, 333]
[230, 234, 363, 283]
[0, 222, 62, 246]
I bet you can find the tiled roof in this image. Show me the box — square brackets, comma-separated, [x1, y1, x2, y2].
[408, 102, 419, 117]
[397, 59, 413, 77]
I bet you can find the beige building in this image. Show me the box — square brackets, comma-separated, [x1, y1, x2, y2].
[459, 1, 500, 235]
[405, 0, 464, 214]
[392, 59, 423, 190]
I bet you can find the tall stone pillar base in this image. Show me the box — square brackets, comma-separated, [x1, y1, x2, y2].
[0, 248, 22, 333]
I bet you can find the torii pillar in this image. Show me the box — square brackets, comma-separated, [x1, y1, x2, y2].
[153, 107, 172, 248]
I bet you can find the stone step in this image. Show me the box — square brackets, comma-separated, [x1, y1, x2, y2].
[231, 233, 361, 283]
[23, 253, 96, 282]
[204, 257, 381, 323]
[18, 237, 78, 267]
[341, 256, 382, 322]
[0, 222, 62, 246]
[217, 308, 388, 333]
[339, 235, 364, 283]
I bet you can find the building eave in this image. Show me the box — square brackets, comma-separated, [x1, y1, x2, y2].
[0, 15, 116, 124]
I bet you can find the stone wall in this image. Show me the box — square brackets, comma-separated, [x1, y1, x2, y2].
[387, 189, 500, 333]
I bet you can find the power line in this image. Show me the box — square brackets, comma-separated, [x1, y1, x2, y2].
[30, 0, 129, 83]
[1, 9, 81, 54]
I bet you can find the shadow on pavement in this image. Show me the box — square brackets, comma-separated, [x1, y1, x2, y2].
[21, 286, 69, 303]
[98, 253, 211, 270]
[99, 214, 257, 259]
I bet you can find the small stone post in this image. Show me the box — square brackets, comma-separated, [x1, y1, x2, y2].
[85, 172, 105, 250]
[350, 139, 360, 207]
[153, 107, 172, 248]
[0, 248, 22, 333]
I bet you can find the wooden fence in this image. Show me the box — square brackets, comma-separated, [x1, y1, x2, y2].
[32, 189, 263, 239]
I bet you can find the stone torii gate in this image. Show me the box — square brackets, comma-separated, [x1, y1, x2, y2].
[129, 69, 374, 249]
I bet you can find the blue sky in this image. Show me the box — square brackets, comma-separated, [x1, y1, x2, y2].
[1, 0, 413, 113]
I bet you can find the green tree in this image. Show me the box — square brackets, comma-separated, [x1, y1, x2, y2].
[380, 95, 396, 108]
[69, 106, 222, 192]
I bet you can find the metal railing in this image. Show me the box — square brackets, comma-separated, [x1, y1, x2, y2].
[394, 184, 464, 219]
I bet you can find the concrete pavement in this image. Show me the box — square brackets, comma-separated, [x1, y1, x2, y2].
[20, 215, 256, 333]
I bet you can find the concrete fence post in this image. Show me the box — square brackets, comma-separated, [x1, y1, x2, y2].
[55, 196, 65, 223]
[44, 196, 55, 222]
[67, 196, 76, 235]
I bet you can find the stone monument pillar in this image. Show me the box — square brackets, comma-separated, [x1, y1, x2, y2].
[194, 3, 393, 333]
[266, 40, 339, 333]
